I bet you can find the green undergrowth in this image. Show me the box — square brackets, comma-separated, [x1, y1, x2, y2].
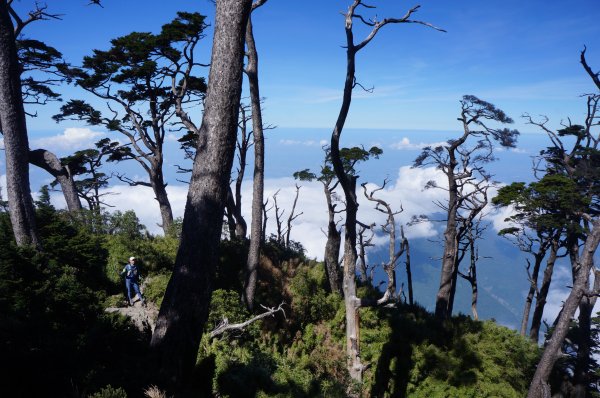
[0, 204, 540, 397]
[191, 243, 539, 398]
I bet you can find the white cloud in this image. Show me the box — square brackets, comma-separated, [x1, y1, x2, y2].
[0, 174, 6, 201]
[0, 137, 4, 150]
[279, 139, 324, 147]
[488, 204, 518, 233]
[495, 146, 529, 154]
[31, 127, 104, 152]
[166, 133, 180, 142]
[389, 137, 448, 151]
[46, 166, 448, 260]
[237, 167, 447, 259]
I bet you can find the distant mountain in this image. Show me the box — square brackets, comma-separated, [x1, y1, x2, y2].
[367, 228, 531, 330]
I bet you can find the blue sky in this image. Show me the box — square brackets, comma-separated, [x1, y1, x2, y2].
[3, 0, 598, 237]
[2, 0, 599, 326]
[10, 0, 600, 134]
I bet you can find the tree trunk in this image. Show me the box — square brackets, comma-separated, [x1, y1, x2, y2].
[340, 178, 363, 381]
[323, 183, 342, 294]
[521, 253, 545, 336]
[447, 254, 459, 316]
[0, 3, 41, 249]
[244, 14, 266, 311]
[572, 269, 600, 397]
[401, 226, 413, 306]
[435, 171, 458, 319]
[530, 240, 558, 342]
[527, 220, 600, 398]
[29, 149, 82, 213]
[151, 173, 174, 236]
[150, 0, 251, 390]
[330, 28, 363, 379]
[225, 186, 238, 239]
[470, 242, 478, 320]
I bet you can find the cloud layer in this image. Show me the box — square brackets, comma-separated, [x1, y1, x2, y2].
[30, 127, 105, 153]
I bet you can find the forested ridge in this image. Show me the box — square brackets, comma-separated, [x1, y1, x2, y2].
[1, 1, 599, 397]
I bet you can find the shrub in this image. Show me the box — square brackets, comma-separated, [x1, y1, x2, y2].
[88, 385, 128, 398]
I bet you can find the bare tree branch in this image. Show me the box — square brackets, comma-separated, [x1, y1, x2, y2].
[209, 302, 285, 339]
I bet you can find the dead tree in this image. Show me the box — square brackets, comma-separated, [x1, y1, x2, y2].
[330, 1, 443, 381]
[447, 177, 491, 316]
[361, 180, 408, 305]
[456, 211, 489, 320]
[414, 96, 518, 320]
[271, 189, 284, 243]
[224, 105, 254, 240]
[243, 0, 269, 311]
[261, 198, 272, 243]
[209, 302, 285, 339]
[285, 184, 303, 247]
[357, 221, 375, 284]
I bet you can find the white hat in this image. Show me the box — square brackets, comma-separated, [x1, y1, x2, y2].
[129, 256, 136, 261]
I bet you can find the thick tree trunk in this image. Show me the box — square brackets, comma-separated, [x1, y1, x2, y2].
[572, 270, 600, 397]
[340, 178, 363, 381]
[151, 173, 174, 236]
[244, 14, 265, 311]
[150, 0, 251, 390]
[529, 241, 558, 342]
[323, 185, 342, 294]
[527, 220, 600, 398]
[521, 253, 545, 336]
[330, 27, 364, 378]
[0, 4, 41, 248]
[29, 149, 82, 212]
[435, 173, 458, 319]
[447, 255, 459, 316]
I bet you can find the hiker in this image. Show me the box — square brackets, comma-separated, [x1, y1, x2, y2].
[121, 256, 145, 306]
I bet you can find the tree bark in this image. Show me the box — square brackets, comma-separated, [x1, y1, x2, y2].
[328, 14, 364, 378]
[151, 170, 174, 235]
[323, 182, 342, 294]
[0, 3, 41, 248]
[529, 240, 558, 342]
[150, 0, 251, 390]
[29, 149, 82, 212]
[520, 253, 545, 336]
[401, 226, 413, 306]
[244, 13, 266, 311]
[572, 269, 600, 397]
[527, 219, 600, 398]
[435, 159, 459, 319]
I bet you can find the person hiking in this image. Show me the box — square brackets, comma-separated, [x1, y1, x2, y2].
[121, 256, 145, 306]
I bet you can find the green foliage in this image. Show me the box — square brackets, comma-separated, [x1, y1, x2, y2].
[288, 262, 340, 327]
[493, 174, 588, 236]
[0, 208, 149, 396]
[106, 210, 147, 239]
[143, 273, 171, 307]
[88, 385, 128, 398]
[17, 38, 68, 107]
[359, 306, 539, 398]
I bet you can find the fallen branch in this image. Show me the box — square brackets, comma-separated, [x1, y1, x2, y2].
[209, 302, 286, 339]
